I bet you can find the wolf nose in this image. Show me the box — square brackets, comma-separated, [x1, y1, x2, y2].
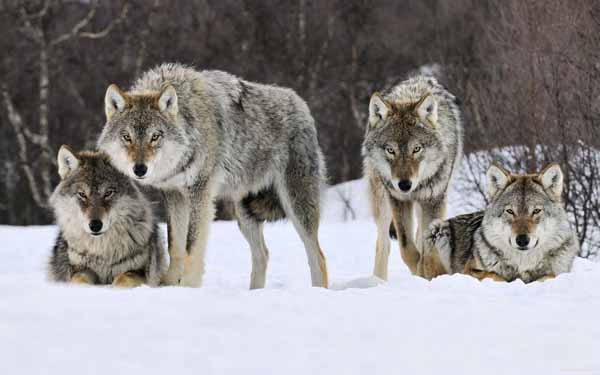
[133, 164, 147, 177]
[89, 220, 103, 233]
[398, 180, 412, 192]
[516, 234, 530, 248]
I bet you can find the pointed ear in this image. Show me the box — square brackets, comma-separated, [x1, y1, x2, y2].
[539, 163, 563, 197]
[415, 92, 438, 127]
[158, 85, 178, 116]
[486, 163, 511, 199]
[105, 84, 127, 121]
[368, 92, 390, 128]
[57, 145, 80, 179]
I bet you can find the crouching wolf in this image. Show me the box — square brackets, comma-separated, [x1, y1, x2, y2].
[363, 76, 462, 280]
[49, 146, 165, 287]
[422, 163, 579, 283]
[98, 63, 328, 288]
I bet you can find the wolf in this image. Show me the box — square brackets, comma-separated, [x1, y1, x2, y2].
[422, 163, 579, 283]
[97, 63, 328, 288]
[48, 146, 165, 287]
[363, 75, 462, 280]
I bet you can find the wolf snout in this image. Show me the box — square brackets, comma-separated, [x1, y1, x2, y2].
[515, 234, 530, 250]
[133, 163, 148, 178]
[398, 180, 412, 192]
[89, 219, 103, 235]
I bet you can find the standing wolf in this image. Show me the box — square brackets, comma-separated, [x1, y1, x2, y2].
[363, 76, 462, 280]
[97, 63, 328, 288]
[423, 163, 579, 283]
[49, 146, 165, 287]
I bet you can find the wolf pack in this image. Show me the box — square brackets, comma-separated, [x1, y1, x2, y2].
[47, 63, 579, 288]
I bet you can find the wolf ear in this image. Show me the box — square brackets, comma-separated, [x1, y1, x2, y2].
[486, 163, 511, 199]
[539, 163, 563, 197]
[158, 85, 178, 116]
[368, 92, 390, 129]
[57, 145, 80, 179]
[415, 92, 438, 127]
[105, 84, 127, 121]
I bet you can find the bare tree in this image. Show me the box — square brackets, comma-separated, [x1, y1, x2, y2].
[1, 0, 128, 209]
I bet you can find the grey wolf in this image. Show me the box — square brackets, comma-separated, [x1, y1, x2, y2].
[362, 75, 462, 280]
[423, 163, 579, 283]
[97, 63, 328, 288]
[48, 146, 165, 287]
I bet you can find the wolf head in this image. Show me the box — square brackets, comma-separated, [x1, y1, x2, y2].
[50, 146, 140, 237]
[97, 84, 188, 184]
[363, 92, 444, 196]
[484, 163, 567, 252]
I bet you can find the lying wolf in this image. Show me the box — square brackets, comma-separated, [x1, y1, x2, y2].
[363, 75, 463, 279]
[48, 146, 164, 287]
[422, 163, 579, 283]
[98, 63, 328, 288]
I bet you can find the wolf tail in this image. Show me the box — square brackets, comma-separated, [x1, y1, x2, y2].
[240, 187, 287, 222]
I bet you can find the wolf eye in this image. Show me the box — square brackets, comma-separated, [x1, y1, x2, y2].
[77, 191, 87, 200]
[122, 134, 132, 143]
[104, 190, 115, 199]
[385, 146, 395, 155]
[532, 208, 542, 215]
[506, 209, 515, 215]
[151, 133, 162, 142]
[413, 146, 422, 154]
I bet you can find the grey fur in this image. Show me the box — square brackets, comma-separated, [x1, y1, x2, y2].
[426, 166, 579, 283]
[363, 75, 463, 279]
[97, 63, 329, 288]
[48, 148, 165, 286]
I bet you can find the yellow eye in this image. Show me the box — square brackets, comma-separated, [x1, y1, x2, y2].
[151, 133, 161, 142]
[413, 146, 422, 154]
[506, 209, 515, 215]
[385, 147, 395, 155]
[532, 208, 542, 215]
[122, 134, 132, 143]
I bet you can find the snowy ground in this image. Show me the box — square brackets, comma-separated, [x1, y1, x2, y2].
[2, 180, 600, 374]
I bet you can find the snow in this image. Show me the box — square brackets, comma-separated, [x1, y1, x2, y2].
[1, 215, 599, 374]
[322, 172, 477, 222]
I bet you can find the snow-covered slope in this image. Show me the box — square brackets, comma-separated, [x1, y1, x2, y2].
[1, 221, 599, 374]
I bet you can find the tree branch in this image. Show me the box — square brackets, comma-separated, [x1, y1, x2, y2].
[1, 87, 51, 208]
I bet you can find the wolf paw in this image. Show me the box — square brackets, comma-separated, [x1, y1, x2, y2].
[162, 270, 183, 286]
[536, 274, 556, 282]
[70, 271, 97, 285]
[112, 272, 145, 288]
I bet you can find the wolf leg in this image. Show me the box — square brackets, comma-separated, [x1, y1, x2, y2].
[416, 199, 447, 278]
[183, 181, 216, 287]
[369, 179, 393, 280]
[113, 271, 145, 288]
[417, 198, 447, 252]
[390, 199, 420, 274]
[276, 174, 328, 288]
[163, 190, 190, 286]
[70, 270, 98, 285]
[423, 219, 452, 273]
[235, 203, 270, 289]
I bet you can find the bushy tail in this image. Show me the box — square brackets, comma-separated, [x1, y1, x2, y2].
[389, 223, 397, 240]
[240, 186, 286, 222]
